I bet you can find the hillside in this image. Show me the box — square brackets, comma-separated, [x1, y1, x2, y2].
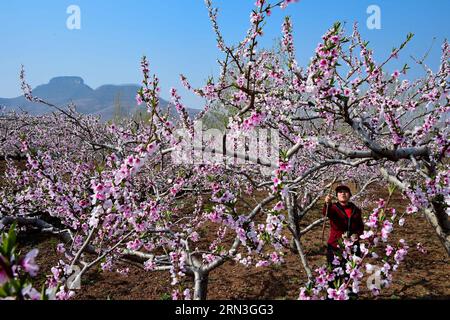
[0, 76, 200, 121]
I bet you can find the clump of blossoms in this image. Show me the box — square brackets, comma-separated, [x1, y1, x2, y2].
[299, 190, 409, 300]
[0, 224, 57, 300]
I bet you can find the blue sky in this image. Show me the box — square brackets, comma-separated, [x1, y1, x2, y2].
[0, 0, 449, 109]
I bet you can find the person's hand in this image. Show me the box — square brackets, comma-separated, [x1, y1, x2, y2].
[325, 195, 333, 205]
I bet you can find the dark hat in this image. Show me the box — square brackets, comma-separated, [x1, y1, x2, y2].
[335, 185, 352, 196]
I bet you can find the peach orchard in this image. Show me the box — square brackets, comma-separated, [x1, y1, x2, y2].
[0, 0, 448, 300]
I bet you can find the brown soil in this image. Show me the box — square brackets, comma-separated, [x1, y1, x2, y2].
[16, 184, 450, 300]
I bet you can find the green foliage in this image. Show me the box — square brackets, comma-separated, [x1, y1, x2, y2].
[160, 292, 172, 300]
[1, 222, 17, 257]
[0, 224, 51, 300]
[0, 223, 27, 299]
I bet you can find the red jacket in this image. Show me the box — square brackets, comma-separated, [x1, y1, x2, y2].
[323, 202, 364, 249]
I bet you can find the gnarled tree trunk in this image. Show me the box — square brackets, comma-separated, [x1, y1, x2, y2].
[193, 270, 209, 300]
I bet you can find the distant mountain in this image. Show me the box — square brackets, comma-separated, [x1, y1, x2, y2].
[0, 76, 200, 121]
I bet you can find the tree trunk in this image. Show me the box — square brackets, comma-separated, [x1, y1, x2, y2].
[293, 237, 313, 280]
[289, 208, 300, 254]
[286, 193, 313, 280]
[380, 168, 450, 256]
[424, 202, 450, 256]
[193, 270, 209, 300]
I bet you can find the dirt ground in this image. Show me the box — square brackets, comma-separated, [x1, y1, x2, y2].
[15, 183, 449, 300]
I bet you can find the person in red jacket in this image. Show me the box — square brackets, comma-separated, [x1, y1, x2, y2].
[324, 185, 364, 265]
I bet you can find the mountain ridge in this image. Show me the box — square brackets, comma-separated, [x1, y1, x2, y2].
[0, 76, 200, 120]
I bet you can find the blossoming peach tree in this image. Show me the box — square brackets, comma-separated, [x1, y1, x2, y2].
[0, 0, 448, 300]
